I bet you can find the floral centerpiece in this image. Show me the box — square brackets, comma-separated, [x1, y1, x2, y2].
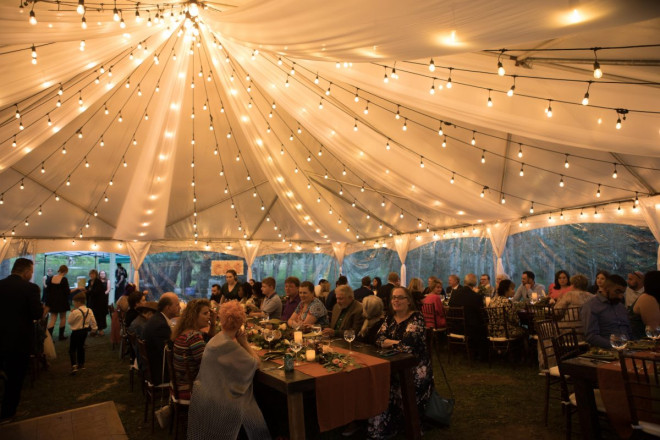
[319, 351, 361, 372]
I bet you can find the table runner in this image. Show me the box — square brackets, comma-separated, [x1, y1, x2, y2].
[263, 346, 390, 431]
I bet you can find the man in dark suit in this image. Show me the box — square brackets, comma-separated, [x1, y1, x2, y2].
[142, 292, 180, 385]
[448, 273, 487, 360]
[446, 274, 462, 298]
[0, 258, 43, 423]
[378, 272, 399, 315]
[322, 286, 365, 338]
[354, 276, 373, 302]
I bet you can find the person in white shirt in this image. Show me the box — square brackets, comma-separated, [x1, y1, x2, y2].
[625, 271, 645, 308]
[513, 271, 546, 302]
[67, 292, 98, 375]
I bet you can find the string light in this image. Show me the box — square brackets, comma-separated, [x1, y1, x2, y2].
[517, 144, 523, 158]
[402, 119, 407, 131]
[450, 173, 455, 184]
[596, 184, 601, 198]
[529, 202, 534, 214]
[497, 51, 506, 76]
[487, 89, 493, 107]
[481, 150, 486, 164]
[442, 136, 447, 148]
[500, 194, 506, 204]
[545, 100, 553, 117]
[612, 164, 618, 179]
[507, 76, 516, 96]
[582, 81, 591, 105]
[430, 80, 435, 95]
[77, 0, 85, 15]
[564, 155, 570, 169]
[29, 5, 37, 25]
[593, 49, 603, 79]
[559, 175, 565, 187]
[31, 45, 37, 64]
[519, 164, 524, 177]
[428, 59, 435, 72]
[480, 187, 486, 198]
[471, 131, 476, 145]
[446, 68, 453, 88]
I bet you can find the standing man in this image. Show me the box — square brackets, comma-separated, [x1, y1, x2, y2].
[378, 272, 400, 315]
[512, 271, 546, 302]
[142, 292, 180, 385]
[114, 263, 128, 303]
[625, 271, 645, 308]
[281, 276, 301, 321]
[354, 276, 373, 302]
[0, 258, 43, 423]
[582, 274, 632, 348]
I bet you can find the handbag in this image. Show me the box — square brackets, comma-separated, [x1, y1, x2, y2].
[43, 331, 57, 360]
[424, 357, 455, 425]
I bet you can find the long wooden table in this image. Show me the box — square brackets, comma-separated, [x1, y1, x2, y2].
[560, 356, 605, 440]
[254, 340, 421, 440]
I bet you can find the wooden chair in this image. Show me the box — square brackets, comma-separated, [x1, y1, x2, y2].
[117, 308, 131, 360]
[445, 306, 470, 365]
[136, 338, 170, 433]
[552, 331, 605, 440]
[421, 302, 447, 363]
[126, 330, 140, 392]
[553, 307, 585, 342]
[619, 352, 660, 439]
[484, 306, 524, 366]
[164, 345, 190, 440]
[535, 319, 564, 426]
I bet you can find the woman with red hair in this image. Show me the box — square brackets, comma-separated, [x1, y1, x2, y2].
[188, 301, 269, 439]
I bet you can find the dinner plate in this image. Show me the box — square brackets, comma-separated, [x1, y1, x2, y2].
[580, 352, 617, 361]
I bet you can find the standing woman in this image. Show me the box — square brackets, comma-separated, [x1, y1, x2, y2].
[46, 265, 72, 341]
[99, 270, 111, 306]
[372, 277, 383, 295]
[369, 286, 433, 439]
[86, 269, 108, 336]
[188, 301, 269, 439]
[220, 269, 240, 302]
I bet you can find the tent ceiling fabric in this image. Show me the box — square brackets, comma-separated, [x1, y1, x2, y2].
[0, 0, 659, 258]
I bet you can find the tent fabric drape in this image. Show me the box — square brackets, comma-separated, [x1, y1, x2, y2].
[487, 222, 511, 276]
[639, 196, 660, 269]
[332, 243, 347, 274]
[239, 240, 262, 280]
[394, 234, 411, 286]
[0, 238, 12, 266]
[125, 241, 152, 287]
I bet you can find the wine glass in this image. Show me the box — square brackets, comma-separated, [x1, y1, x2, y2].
[646, 325, 660, 340]
[311, 324, 321, 335]
[291, 317, 302, 331]
[263, 329, 274, 350]
[610, 333, 628, 353]
[290, 341, 302, 366]
[344, 329, 356, 353]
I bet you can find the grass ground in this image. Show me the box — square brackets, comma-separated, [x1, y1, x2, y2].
[15, 328, 580, 440]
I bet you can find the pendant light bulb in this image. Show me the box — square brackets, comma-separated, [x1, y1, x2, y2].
[77, 0, 85, 15]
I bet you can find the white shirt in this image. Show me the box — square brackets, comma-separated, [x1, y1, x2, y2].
[67, 305, 98, 331]
[625, 286, 645, 308]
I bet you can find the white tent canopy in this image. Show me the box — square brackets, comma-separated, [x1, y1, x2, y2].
[0, 0, 659, 273]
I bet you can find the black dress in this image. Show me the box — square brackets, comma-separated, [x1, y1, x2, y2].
[45, 276, 71, 313]
[87, 278, 108, 330]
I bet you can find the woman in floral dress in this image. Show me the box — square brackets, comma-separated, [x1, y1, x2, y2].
[369, 286, 433, 439]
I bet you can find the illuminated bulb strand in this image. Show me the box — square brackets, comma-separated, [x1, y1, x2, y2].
[270, 55, 659, 175]
[234, 54, 430, 235]
[264, 55, 648, 210]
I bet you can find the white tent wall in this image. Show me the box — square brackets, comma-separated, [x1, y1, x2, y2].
[0, 1, 658, 275]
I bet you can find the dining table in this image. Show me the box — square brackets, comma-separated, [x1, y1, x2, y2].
[254, 339, 422, 440]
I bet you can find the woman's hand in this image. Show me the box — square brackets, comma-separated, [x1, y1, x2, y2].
[236, 328, 249, 346]
[381, 339, 400, 349]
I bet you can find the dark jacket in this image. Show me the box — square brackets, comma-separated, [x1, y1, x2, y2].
[329, 300, 365, 337]
[377, 283, 396, 314]
[0, 274, 43, 355]
[142, 312, 171, 385]
[448, 286, 486, 340]
[354, 286, 373, 302]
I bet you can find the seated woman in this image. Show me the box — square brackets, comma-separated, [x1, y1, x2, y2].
[487, 280, 525, 338]
[245, 281, 264, 313]
[630, 270, 660, 339]
[188, 301, 269, 439]
[554, 274, 593, 336]
[588, 270, 610, 295]
[408, 277, 425, 310]
[358, 295, 385, 345]
[124, 287, 145, 328]
[421, 278, 447, 329]
[369, 287, 433, 439]
[238, 282, 252, 305]
[287, 281, 328, 329]
[548, 270, 572, 300]
[171, 299, 216, 401]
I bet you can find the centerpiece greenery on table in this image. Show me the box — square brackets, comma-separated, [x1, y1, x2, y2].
[319, 351, 361, 372]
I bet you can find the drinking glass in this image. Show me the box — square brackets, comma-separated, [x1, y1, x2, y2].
[311, 325, 322, 335]
[610, 333, 628, 352]
[646, 325, 660, 340]
[263, 329, 274, 350]
[344, 329, 356, 353]
[290, 341, 302, 366]
[291, 317, 302, 331]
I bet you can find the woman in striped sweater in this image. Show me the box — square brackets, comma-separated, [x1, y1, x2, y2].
[171, 299, 216, 400]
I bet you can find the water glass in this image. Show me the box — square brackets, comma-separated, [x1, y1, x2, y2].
[610, 333, 628, 352]
[344, 329, 356, 353]
[290, 341, 302, 366]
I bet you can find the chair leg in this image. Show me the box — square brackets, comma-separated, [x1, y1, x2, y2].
[543, 374, 550, 426]
[565, 404, 572, 440]
[150, 391, 155, 434]
[143, 390, 149, 423]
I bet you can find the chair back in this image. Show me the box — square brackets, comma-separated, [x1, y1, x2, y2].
[136, 338, 156, 385]
[553, 307, 584, 341]
[551, 330, 581, 364]
[446, 306, 466, 336]
[421, 303, 436, 329]
[164, 344, 180, 400]
[619, 352, 660, 427]
[529, 304, 554, 322]
[484, 306, 510, 339]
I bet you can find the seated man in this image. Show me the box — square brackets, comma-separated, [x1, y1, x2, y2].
[479, 274, 495, 298]
[448, 273, 487, 359]
[249, 277, 281, 320]
[322, 285, 365, 338]
[512, 271, 546, 302]
[582, 274, 632, 349]
[281, 276, 301, 322]
[142, 292, 180, 385]
[445, 274, 461, 298]
[354, 276, 373, 302]
[625, 270, 645, 307]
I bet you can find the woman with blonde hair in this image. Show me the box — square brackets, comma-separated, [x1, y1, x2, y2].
[188, 301, 269, 439]
[171, 299, 216, 400]
[408, 277, 424, 310]
[358, 295, 385, 345]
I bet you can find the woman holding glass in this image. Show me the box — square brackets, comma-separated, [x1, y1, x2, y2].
[188, 301, 269, 439]
[369, 286, 433, 439]
[629, 270, 660, 339]
[287, 281, 329, 329]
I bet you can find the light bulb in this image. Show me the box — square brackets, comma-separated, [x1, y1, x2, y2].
[612, 164, 618, 179]
[29, 9, 37, 25]
[487, 96, 493, 107]
[582, 92, 589, 106]
[113, 8, 120, 21]
[518, 145, 523, 158]
[507, 84, 515, 96]
[519, 165, 524, 176]
[616, 117, 622, 129]
[564, 155, 570, 168]
[81, 16, 87, 29]
[559, 176, 565, 187]
[593, 61, 602, 79]
[497, 61, 505, 76]
[31, 45, 37, 64]
[481, 151, 486, 164]
[429, 59, 435, 72]
[530, 203, 534, 214]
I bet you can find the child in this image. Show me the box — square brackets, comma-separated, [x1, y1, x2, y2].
[67, 292, 97, 375]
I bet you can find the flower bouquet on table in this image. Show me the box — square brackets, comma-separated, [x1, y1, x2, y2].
[319, 350, 361, 372]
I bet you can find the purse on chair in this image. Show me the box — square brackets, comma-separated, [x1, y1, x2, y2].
[424, 358, 455, 426]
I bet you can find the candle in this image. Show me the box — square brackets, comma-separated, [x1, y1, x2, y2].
[294, 331, 303, 344]
[305, 349, 316, 362]
[531, 292, 538, 301]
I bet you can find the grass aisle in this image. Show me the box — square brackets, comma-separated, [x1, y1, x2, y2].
[16, 330, 568, 439]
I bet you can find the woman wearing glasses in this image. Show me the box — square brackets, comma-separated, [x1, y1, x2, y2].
[369, 286, 433, 439]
